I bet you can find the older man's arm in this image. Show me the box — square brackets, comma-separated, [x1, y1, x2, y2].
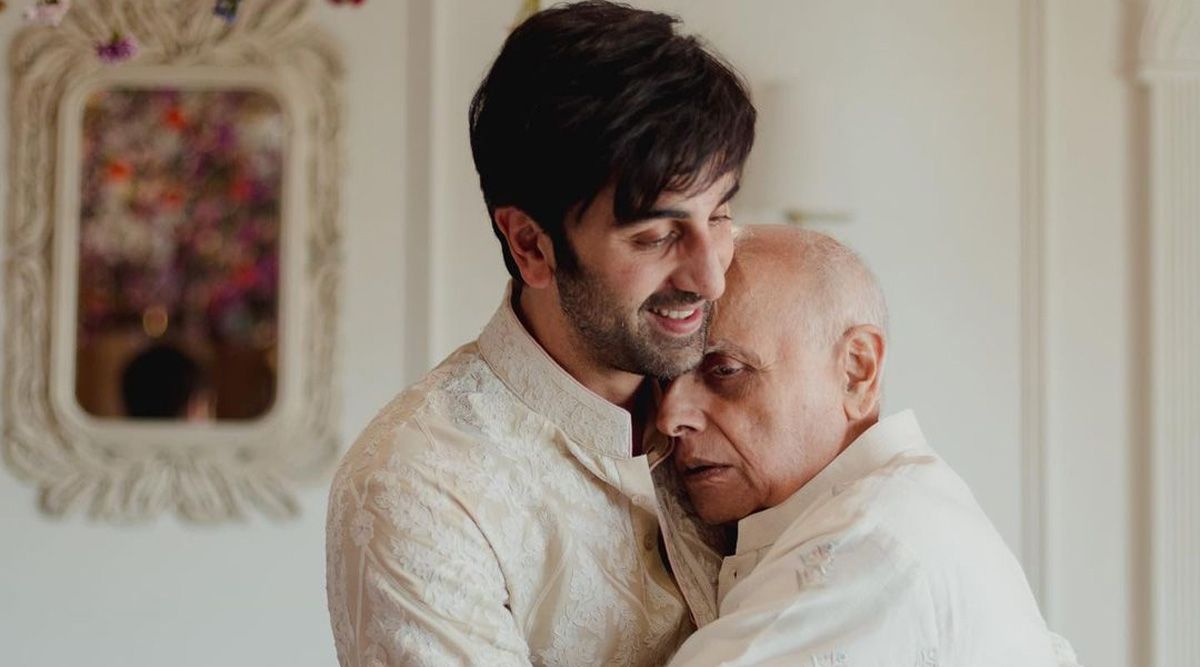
[667, 523, 1070, 667]
[325, 418, 531, 667]
[667, 526, 933, 667]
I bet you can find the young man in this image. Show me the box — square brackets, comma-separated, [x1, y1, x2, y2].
[326, 2, 755, 665]
[658, 226, 1079, 666]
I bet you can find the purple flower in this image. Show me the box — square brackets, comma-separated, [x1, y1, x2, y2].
[96, 33, 138, 64]
[255, 254, 279, 293]
[23, 0, 71, 27]
[213, 0, 240, 22]
[215, 124, 237, 151]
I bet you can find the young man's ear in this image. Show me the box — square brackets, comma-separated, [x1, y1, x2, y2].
[493, 206, 557, 288]
[839, 324, 886, 421]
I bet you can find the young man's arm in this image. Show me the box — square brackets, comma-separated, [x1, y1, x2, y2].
[326, 418, 531, 667]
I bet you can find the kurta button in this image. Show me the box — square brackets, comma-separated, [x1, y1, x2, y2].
[643, 532, 657, 552]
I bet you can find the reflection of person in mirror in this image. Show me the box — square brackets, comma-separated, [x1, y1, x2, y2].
[120, 343, 213, 421]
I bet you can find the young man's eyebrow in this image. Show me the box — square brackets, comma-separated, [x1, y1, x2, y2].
[636, 207, 690, 221]
[627, 183, 741, 224]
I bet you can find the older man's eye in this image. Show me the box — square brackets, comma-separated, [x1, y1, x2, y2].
[704, 358, 744, 379]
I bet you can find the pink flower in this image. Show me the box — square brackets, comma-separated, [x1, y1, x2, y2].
[23, 0, 71, 26]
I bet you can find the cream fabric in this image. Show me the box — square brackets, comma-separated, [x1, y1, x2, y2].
[326, 286, 724, 666]
[668, 411, 1081, 667]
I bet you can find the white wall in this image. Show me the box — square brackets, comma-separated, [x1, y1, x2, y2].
[1045, 0, 1141, 664]
[0, 1, 1146, 666]
[0, 3, 411, 666]
[426, 1, 516, 363]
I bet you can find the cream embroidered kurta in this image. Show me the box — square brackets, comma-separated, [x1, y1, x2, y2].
[326, 288, 723, 666]
[668, 411, 1081, 667]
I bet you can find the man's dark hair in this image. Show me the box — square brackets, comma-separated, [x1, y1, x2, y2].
[121, 343, 205, 419]
[469, 0, 756, 281]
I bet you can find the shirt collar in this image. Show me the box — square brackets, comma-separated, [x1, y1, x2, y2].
[734, 410, 929, 554]
[478, 282, 652, 459]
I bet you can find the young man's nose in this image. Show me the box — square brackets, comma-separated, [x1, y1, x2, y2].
[672, 229, 728, 301]
[657, 375, 707, 437]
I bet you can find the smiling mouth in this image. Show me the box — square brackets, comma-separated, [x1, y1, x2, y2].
[649, 306, 699, 320]
[646, 303, 705, 335]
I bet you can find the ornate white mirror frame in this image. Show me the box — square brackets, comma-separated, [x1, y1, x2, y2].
[3, 0, 343, 521]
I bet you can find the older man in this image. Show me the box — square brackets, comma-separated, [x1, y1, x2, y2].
[658, 227, 1079, 666]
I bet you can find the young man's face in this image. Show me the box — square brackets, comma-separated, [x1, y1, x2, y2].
[556, 171, 738, 379]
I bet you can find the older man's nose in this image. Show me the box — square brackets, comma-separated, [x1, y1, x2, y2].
[657, 376, 706, 437]
[673, 231, 727, 302]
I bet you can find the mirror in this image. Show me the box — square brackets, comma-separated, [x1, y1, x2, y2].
[3, 0, 343, 522]
[75, 88, 283, 422]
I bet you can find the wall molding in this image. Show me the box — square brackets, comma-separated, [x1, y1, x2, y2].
[1020, 0, 1049, 609]
[403, 0, 436, 380]
[1138, 1, 1200, 665]
[1140, 0, 1200, 74]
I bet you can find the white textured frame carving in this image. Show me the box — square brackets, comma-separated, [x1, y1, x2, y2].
[3, 0, 343, 522]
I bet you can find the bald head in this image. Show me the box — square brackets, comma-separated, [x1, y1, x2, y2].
[658, 225, 890, 524]
[722, 225, 887, 354]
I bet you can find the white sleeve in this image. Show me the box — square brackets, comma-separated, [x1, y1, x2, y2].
[667, 527, 935, 667]
[326, 419, 531, 667]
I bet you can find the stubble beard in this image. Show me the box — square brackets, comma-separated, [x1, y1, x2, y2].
[556, 265, 710, 380]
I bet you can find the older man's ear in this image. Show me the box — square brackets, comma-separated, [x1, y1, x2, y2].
[839, 325, 886, 421]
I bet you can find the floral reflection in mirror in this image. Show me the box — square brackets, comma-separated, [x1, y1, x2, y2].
[3, 0, 343, 522]
[76, 88, 282, 422]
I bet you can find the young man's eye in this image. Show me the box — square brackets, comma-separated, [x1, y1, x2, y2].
[635, 231, 680, 248]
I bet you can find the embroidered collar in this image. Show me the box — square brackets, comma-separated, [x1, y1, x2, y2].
[478, 282, 647, 459]
[734, 410, 929, 555]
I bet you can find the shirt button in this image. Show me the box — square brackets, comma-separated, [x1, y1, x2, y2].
[643, 532, 658, 552]
[631, 494, 650, 507]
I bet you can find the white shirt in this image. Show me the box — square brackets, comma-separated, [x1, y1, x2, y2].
[325, 287, 724, 666]
[668, 411, 1080, 667]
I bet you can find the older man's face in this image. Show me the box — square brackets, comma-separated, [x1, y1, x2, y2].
[656, 277, 845, 525]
